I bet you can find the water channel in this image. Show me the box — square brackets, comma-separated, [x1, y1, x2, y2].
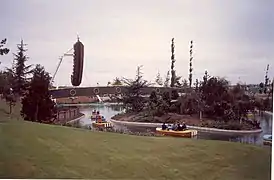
[77, 103, 272, 146]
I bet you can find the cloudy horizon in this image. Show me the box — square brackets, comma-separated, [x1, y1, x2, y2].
[1, 0, 273, 86]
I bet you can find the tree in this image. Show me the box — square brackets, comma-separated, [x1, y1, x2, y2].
[149, 90, 158, 104]
[112, 77, 123, 86]
[12, 40, 32, 96]
[0, 38, 10, 58]
[264, 64, 269, 94]
[194, 79, 199, 92]
[175, 76, 182, 87]
[122, 66, 150, 112]
[0, 71, 11, 94]
[200, 76, 230, 118]
[171, 89, 179, 100]
[259, 82, 264, 94]
[0, 70, 16, 114]
[164, 71, 170, 87]
[203, 70, 209, 86]
[189, 40, 193, 87]
[21, 64, 57, 123]
[181, 79, 188, 87]
[170, 38, 176, 87]
[155, 72, 163, 86]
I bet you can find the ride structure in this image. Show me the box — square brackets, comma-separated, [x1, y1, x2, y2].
[72, 37, 84, 86]
[51, 36, 84, 87]
[49, 36, 188, 99]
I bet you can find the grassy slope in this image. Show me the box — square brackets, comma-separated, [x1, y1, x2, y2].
[0, 102, 271, 179]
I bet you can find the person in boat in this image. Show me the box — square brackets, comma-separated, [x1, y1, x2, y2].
[171, 123, 177, 131]
[177, 123, 183, 131]
[101, 116, 106, 122]
[95, 111, 100, 122]
[91, 110, 96, 120]
[97, 115, 102, 123]
[182, 122, 187, 130]
[162, 123, 167, 130]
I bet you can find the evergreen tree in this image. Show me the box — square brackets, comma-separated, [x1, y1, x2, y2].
[112, 77, 123, 86]
[155, 72, 163, 86]
[189, 40, 193, 87]
[0, 38, 10, 58]
[175, 76, 182, 87]
[259, 82, 264, 94]
[181, 79, 188, 88]
[12, 40, 32, 96]
[195, 79, 199, 92]
[203, 70, 209, 84]
[0, 70, 16, 114]
[171, 89, 179, 100]
[164, 71, 170, 87]
[122, 66, 150, 112]
[170, 38, 176, 87]
[21, 64, 57, 123]
[264, 64, 269, 94]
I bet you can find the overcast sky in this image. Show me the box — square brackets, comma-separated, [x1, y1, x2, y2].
[1, 0, 273, 86]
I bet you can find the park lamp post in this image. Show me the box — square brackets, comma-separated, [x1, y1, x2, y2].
[8, 88, 14, 114]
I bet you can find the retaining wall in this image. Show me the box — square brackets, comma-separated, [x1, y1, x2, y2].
[55, 107, 82, 124]
[263, 111, 273, 116]
[110, 119, 263, 135]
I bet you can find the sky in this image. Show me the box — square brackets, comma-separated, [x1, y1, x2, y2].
[1, 0, 274, 86]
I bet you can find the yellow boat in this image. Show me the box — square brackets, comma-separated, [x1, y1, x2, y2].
[156, 127, 198, 138]
[263, 135, 272, 146]
[263, 141, 272, 146]
[92, 122, 113, 129]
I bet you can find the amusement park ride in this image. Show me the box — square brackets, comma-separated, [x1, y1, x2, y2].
[51, 36, 84, 87]
[49, 37, 185, 100]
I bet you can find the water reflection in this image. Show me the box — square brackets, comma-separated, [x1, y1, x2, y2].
[79, 103, 272, 146]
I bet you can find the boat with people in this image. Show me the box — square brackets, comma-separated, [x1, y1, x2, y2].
[263, 134, 272, 146]
[247, 111, 254, 120]
[156, 122, 198, 138]
[91, 110, 113, 130]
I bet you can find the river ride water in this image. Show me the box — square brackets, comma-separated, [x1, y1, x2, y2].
[77, 103, 272, 146]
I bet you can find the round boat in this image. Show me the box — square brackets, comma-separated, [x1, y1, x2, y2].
[263, 134, 272, 146]
[92, 122, 113, 129]
[156, 127, 198, 138]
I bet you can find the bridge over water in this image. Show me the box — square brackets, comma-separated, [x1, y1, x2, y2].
[49, 86, 187, 99]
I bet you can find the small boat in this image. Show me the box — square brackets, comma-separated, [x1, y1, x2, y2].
[247, 112, 254, 119]
[263, 134, 272, 146]
[156, 127, 198, 138]
[92, 122, 113, 129]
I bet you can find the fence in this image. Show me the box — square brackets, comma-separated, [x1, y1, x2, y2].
[55, 107, 81, 124]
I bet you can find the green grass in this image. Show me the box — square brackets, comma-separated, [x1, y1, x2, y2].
[0, 101, 271, 179]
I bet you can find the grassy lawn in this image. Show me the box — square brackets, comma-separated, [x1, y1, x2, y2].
[0, 101, 271, 179]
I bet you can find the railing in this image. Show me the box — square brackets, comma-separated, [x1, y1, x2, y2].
[54, 107, 81, 124]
